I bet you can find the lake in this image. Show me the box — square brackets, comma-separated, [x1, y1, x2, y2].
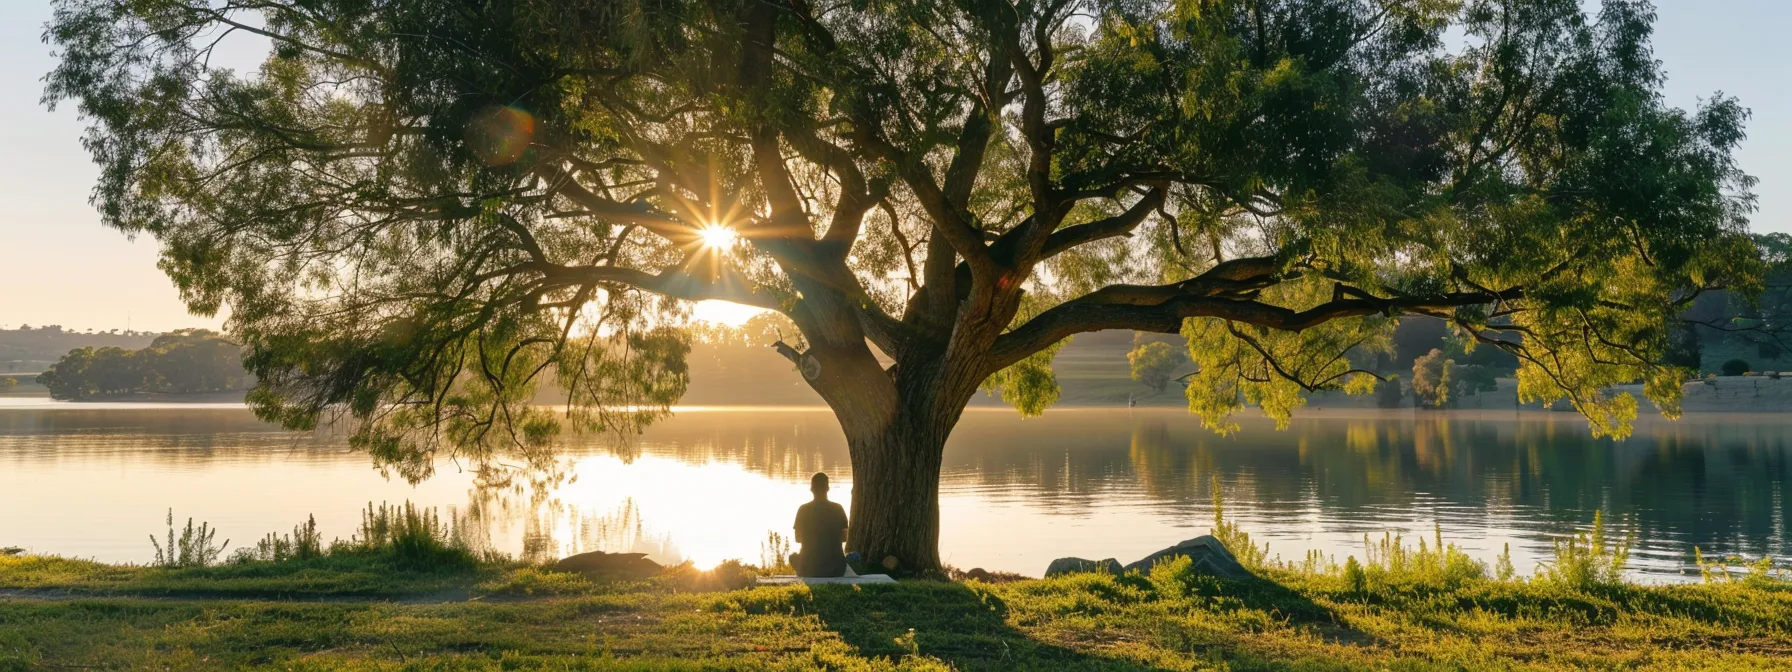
[1, 398, 1786, 582]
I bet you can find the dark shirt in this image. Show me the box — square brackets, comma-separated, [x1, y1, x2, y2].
[793, 499, 848, 577]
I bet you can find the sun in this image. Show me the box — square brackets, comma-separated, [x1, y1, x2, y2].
[697, 224, 739, 250]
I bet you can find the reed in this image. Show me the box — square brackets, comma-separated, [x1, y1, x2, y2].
[148, 509, 228, 569]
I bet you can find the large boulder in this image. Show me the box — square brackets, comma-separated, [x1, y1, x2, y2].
[1043, 557, 1121, 577]
[1121, 535, 1250, 579]
[554, 551, 662, 581]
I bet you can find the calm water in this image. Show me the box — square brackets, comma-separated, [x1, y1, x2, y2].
[1, 398, 1787, 581]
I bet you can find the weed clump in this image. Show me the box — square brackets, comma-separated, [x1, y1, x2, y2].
[346, 502, 475, 571]
[232, 515, 323, 564]
[149, 509, 228, 568]
[1535, 510, 1631, 590]
[1210, 475, 1268, 568]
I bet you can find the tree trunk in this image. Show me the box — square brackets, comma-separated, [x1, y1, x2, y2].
[841, 412, 950, 573]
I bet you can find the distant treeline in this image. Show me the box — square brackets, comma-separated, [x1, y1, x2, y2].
[35, 330, 250, 400]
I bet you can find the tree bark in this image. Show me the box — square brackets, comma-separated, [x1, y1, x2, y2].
[841, 412, 949, 573]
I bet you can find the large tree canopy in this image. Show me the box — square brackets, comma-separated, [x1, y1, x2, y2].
[47, 0, 1762, 569]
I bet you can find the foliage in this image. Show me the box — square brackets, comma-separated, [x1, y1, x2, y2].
[1536, 510, 1633, 591]
[1695, 547, 1790, 587]
[1126, 341, 1180, 393]
[1353, 525, 1487, 591]
[0, 324, 157, 363]
[349, 502, 474, 571]
[233, 515, 323, 564]
[1210, 476, 1268, 569]
[1374, 376, 1403, 408]
[1719, 233, 1792, 359]
[760, 530, 793, 575]
[1663, 322, 1704, 370]
[149, 509, 228, 569]
[1722, 358, 1751, 376]
[35, 330, 246, 400]
[44, 0, 1771, 566]
[6, 541, 1791, 669]
[1410, 348, 1454, 408]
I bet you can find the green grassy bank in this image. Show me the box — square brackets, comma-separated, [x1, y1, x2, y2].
[4, 546, 1790, 670]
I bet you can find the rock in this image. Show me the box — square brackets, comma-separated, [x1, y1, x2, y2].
[553, 551, 662, 581]
[963, 567, 992, 581]
[1121, 535, 1250, 579]
[1043, 557, 1121, 577]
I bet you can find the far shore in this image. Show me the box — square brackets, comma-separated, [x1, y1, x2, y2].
[7, 375, 1792, 414]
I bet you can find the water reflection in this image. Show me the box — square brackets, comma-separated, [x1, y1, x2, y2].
[1, 406, 1786, 581]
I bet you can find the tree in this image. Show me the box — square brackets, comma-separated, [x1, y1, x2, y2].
[1411, 349, 1455, 409]
[1715, 233, 1792, 359]
[1663, 323, 1704, 371]
[37, 346, 149, 400]
[1375, 377, 1404, 409]
[34, 332, 246, 400]
[143, 330, 249, 394]
[1128, 341, 1181, 393]
[47, 0, 1765, 570]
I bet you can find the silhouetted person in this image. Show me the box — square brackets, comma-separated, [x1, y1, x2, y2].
[791, 472, 848, 577]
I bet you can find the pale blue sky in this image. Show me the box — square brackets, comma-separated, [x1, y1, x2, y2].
[0, 1, 1787, 332]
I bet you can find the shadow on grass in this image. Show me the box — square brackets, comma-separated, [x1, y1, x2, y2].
[805, 567, 1392, 670]
[807, 579, 1167, 671]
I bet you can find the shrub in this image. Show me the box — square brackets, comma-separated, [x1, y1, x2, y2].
[1722, 358, 1751, 376]
[1147, 554, 1201, 599]
[149, 509, 229, 568]
[1210, 476, 1268, 568]
[1694, 547, 1789, 587]
[1355, 523, 1485, 589]
[234, 515, 323, 564]
[1536, 510, 1631, 590]
[1342, 556, 1366, 593]
[760, 531, 792, 574]
[352, 502, 473, 570]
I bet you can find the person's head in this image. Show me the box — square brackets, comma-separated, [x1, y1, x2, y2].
[810, 472, 829, 499]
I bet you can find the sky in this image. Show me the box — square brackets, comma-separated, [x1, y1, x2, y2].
[0, 2, 1787, 333]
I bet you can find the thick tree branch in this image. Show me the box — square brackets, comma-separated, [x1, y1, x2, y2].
[986, 286, 1516, 374]
[1038, 188, 1167, 259]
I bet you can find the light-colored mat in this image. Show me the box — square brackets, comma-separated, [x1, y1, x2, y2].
[755, 574, 897, 586]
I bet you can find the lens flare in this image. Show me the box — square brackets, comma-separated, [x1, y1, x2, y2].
[697, 224, 739, 250]
[466, 106, 536, 166]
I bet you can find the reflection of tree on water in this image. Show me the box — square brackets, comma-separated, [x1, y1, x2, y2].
[415, 409, 1786, 573]
[1113, 413, 1792, 569]
[456, 488, 683, 566]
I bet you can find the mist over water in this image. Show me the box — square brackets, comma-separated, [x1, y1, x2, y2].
[1, 401, 1786, 581]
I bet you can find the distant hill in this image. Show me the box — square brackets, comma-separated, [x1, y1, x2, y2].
[0, 326, 161, 373]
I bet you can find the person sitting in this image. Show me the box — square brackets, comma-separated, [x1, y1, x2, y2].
[790, 472, 849, 577]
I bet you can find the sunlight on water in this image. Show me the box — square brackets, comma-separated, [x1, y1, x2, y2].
[1, 405, 1787, 581]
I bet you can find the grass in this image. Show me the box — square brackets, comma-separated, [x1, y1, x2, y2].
[2, 553, 1788, 670]
[3, 505, 1790, 670]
